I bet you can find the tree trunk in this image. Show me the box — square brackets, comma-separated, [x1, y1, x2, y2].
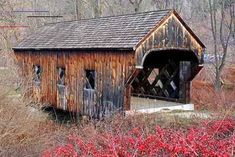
[134, 0, 140, 13]
[129, 0, 143, 13]
[75, 0, 82, 20]
[215, 68, 221, 91]
[93, 0, 101, 18]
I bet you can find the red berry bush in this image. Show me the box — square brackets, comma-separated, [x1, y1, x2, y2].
[43, 118, 235, 157]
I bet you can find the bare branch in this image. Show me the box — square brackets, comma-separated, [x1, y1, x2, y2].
[129, 0, 134, 5]
[219, 2, 234, 71]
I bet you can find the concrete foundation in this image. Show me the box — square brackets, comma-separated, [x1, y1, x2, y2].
[129, 97, 194, 113]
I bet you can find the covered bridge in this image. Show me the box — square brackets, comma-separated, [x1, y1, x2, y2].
[13, 9, 205, 118]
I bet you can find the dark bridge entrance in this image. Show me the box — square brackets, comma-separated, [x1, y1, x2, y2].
[130, 49, 200, 103]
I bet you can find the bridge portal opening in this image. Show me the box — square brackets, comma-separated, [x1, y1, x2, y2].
[130, 50, 199, 104]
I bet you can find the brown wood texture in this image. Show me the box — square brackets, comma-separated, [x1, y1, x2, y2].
[179, 61, 191, 103]
[135, 13, 204, 67]
[15, 50, 135, 114]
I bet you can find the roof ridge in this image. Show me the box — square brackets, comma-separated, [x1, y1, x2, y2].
[45, 9, 173, 26]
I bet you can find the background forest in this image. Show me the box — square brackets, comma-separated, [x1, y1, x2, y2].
[0, 0, 234, 88]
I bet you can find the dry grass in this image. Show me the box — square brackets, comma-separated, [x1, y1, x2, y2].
[74, 112, 204, 142]
[0, 63, 72, 156]
[0, 90, 69, 157]
[191, 65, 235, 113]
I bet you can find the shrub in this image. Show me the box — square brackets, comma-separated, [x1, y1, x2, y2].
[191, 66, 235, 111]
[43, 118, 235, 157]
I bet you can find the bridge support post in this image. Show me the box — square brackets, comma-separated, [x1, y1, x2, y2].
[179, 61, 191, 103]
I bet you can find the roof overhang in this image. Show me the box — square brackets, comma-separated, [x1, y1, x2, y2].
[12, 47, 134, 52]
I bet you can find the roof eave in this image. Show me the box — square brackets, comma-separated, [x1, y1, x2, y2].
[12, 47, 135, 52]
[133, 10, 173, 50]
[172, 10, 206, 48]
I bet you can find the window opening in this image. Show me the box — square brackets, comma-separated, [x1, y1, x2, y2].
[33, 65, 42, 86]
[57, 67, 66, 109]
[85, 70, 95, 89]
[83, 70, 96, 116]
[58, 67, 65, 85]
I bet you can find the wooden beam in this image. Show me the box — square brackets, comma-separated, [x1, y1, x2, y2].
[131, 60, 180, 101]
[179, 61, 191, 103]
[13, 10, 49, 13]
[0, 25, 29, 28]
[27, 15, 63, 18]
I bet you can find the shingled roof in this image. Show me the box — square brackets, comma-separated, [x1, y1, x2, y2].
[13, 10, 175, 50]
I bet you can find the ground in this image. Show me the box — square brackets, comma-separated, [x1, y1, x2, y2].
[0, 65, 234, 156]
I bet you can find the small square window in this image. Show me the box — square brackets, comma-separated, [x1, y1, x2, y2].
[85, 70, 95, 89]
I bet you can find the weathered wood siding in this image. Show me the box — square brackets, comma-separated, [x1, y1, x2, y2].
[135, 13, 204, 67]
[15, 50, 135, 114]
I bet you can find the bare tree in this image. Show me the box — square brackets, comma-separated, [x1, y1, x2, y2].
[208, 0, 234, 90]
[74, 0, 82, 20]
[188, 0, 208, 19]
[101, 0, 133, 16]
[232, 5, 235, 39]
[152, 0, 183, 13]
[128, 0, 143, 13]
[91, 0, 101, 18]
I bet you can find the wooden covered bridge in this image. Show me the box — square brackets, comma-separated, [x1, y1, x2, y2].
[13, 9, 205, 118]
